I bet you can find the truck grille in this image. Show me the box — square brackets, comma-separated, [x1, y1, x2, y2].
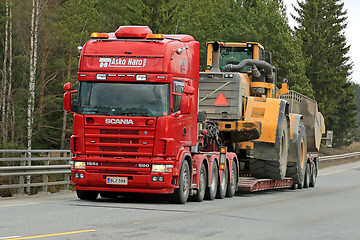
[84, 125, 155, 158]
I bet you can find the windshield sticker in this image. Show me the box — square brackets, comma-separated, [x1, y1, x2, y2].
[99, 58, 147, 68]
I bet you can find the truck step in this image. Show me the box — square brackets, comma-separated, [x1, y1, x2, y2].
[238, 177, 293, 192]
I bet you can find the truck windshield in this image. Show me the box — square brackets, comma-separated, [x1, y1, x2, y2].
[77, 81, 170, 117]
[219, 46, 253, 72]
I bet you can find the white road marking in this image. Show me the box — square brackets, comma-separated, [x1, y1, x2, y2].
[0, 237, 22, 240]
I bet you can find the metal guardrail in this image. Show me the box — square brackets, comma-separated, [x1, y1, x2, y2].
[1, 149, 360, 197]
[319, 152, 360, 163]
[0, 150, 71, 195]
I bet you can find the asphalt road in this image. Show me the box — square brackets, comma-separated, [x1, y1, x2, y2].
[1, 161, 360, 240]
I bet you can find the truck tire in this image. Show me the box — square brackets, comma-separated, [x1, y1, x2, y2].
[250, 115, 289, 180]
[205, 162, 218, 200]
[76, 190, 98, 200]
[309, 161, 317, 187]
[216, 162, 228, 199]
[189, 163, 207, 202]
[226, 161, 237, 198]
[170, 160, 191, 204]
[303, 163, 310, 188]
[287, 122, 307, 189]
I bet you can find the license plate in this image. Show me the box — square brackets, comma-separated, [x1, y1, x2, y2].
[106, 177, 128, 185]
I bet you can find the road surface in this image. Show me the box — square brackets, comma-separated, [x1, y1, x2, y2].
[1, 161, 360, 240]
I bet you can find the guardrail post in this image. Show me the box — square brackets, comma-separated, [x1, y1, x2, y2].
[64, 151, 71, 190]
[18, 152, 26, 194]
[26, 150, 31, 194]
[42, 151, 49, 192]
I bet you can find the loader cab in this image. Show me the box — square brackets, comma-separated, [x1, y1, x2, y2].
[206, 42, 267, 72]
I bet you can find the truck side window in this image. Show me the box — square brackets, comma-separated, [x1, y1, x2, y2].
[173, 80, 184, 113]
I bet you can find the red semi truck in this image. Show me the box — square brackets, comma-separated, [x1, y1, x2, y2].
[63, 26, 324, 203]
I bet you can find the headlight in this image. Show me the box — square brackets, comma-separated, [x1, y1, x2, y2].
[151, 164, 173, 173]
[74, 161, 86, 169]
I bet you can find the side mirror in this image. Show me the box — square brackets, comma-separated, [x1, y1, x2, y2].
[63, 91, 72, 112]
[180, 85, 195, 115]
[180, 94, 191, 114]
[183, 85, 195, 95]
[64, 82, 72, 91]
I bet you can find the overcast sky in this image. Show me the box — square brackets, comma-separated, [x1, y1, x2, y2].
[284, 0, 360, 84]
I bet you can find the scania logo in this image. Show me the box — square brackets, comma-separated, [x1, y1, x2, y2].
[105, 118, 134, 125]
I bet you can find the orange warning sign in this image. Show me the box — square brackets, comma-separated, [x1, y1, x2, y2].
[215, 93, 228, 106]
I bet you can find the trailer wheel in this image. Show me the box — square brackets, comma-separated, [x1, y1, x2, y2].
[189, 163, 207, 202]
[170, 160, 190, 204]
[76, 190, 98, 200]
[309, 161, 317, 187]
[226, 161, 237, 198]
[287, 122, 307, 189]
[205, 162, 218, 200]
[216, 162, 228, 199]
[303, 163, 310, 188]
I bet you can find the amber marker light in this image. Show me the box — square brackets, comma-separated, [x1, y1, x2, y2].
[90, 32, 109, 39]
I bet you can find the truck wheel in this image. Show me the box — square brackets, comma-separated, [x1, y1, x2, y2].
[205, 162, 218, 200]
[216, 162, 228, 199]
[287, 122, 307, 189]
[309, 162, 317, 187]
[190, 163, 207, 202]
[76, 190, 98, 200]
[226, 161, 237, 198]
[170, 160, 190, 204]
[303, 163, 310, 188]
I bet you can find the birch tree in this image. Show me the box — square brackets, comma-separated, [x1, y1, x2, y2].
[1, 0, 9, 144]
[27, 0, 40, 191]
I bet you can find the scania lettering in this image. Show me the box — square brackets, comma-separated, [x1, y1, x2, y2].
[105, 119, 134, 125]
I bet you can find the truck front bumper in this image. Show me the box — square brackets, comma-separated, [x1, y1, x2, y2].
[71, 170, 177, 194]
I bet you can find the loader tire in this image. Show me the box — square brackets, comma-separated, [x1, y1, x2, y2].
[249, 116, 289, 180]
[286, 122, 307, 189]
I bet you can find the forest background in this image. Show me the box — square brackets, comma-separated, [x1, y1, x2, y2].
[0, 0, 359, 150]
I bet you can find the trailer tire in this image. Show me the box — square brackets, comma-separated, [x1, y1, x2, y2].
[216, 162, 228, 199]
[76, 190, 98, 200]
[226, 161, 237, 198]
[189, 163, 207, 202]
[303, 163, 310, 188]
[287, 122, 307, 189]
[309, 161, 317, 187]
[205, 162, 218, 200]
[170, 160, 190, 204]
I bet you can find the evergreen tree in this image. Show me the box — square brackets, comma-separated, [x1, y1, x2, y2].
[294, 0, 357, 146]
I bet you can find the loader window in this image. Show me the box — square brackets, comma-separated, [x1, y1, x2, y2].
[77, 81, 170, 117]
[219, 46, 253, 72]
